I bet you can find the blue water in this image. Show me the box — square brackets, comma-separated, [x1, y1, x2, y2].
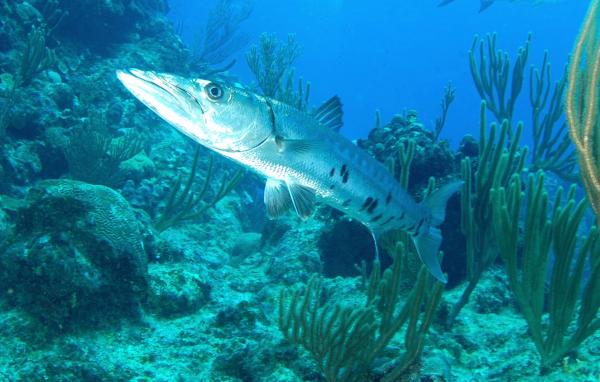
[168, 0, 588, 145]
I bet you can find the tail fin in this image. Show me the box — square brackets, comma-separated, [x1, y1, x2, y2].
[413, 181, 463, 283]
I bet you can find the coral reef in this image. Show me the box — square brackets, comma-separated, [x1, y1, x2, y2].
[357, 110, 456, 195]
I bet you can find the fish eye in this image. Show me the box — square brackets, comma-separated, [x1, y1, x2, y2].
[205, 83, 224, 100]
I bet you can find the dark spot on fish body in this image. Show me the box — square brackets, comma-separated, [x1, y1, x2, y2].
[339, 164, 350, 183]
[342, 198, 352, 207]
[370, 213, 383, 223]
[367, 199, 378, 214]
[398, 212, 405, 220]
[342, 171, 349, 183]
[410, 219, 425, 237]
[360, 197, 374, 211]
[329, 184, 335, 190]
[381, 216, 394, 226]
[385, 192, 392, 205]
[329, 168, 335, 177]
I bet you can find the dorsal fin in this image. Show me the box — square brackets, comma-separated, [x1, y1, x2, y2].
[314, 96, 343, 132]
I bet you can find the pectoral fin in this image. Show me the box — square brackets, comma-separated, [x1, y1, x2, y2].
[264, 178, 316, 220]
[287, 181, 316, 220]
[264, 178, 293, 219]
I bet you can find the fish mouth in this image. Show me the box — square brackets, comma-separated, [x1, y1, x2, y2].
[116, 69, 205, 131]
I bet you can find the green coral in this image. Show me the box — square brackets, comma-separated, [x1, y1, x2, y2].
[491, 171, 599, 372]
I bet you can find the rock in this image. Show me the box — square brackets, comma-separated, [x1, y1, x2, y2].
[0, 179, 149, 329]
[2, 141, 43, 185]
[119, 152, 155, 183]
[0, 207, 11, 244]
[146, 264, 211, 317]
[230, 232, 262, 259]
[15, 1, 42, 22]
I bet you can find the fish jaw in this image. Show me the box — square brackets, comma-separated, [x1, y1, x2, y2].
[117, 69, 275, 153]
[116, 69, 210, 144]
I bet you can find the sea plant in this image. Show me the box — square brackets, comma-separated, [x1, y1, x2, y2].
[528, 52, 576, 181]
[246, 33, 301, 99]
[17, 25, 56, 87]
[0, 25, 55, 141]
[566, 0, 600, 227]
[469, 33, 577, 181]
[433, 82, 456, 141]
[446, 101, 527, 328]
[491, 171, 599, 372]
[154, 146, 244, 232]
[279, 242, 443, 382]
[469, 33, 529, 130]
[65, 114, 144, 188]
[0, 78, 14, 142]
[277, 70, 311, 111]
[192, 0, 253, 69]
[380, 139, 422, 287]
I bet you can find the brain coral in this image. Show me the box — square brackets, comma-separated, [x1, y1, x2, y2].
[1, 179, 149, 329]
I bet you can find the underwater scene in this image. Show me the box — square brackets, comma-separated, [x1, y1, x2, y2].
[1, 0, 600, 381]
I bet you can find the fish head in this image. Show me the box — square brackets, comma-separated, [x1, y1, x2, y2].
[116, 69, 273, 152]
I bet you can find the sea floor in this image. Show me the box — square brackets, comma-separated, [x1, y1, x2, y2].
[0, 208, 598, 382]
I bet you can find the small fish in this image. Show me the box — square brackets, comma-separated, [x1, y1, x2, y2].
[438, 0, 561, 12]
[116, 69, 461, 283]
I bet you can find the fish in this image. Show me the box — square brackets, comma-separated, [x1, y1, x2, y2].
[438, 0, 562, 12]
[115, 69, 462, 283]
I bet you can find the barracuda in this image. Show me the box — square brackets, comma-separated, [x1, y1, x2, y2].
[116, 69, 461, 283]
